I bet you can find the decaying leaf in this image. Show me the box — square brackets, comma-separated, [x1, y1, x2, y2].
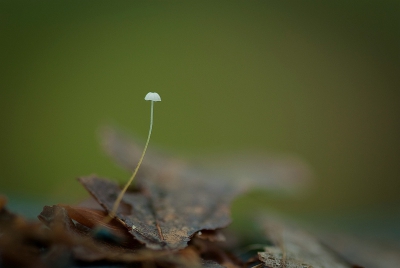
[200, 153, 312, 194]
[78, 175, 235, 250]
[258, 218, 353, 268]
[100, 126, 311, 194]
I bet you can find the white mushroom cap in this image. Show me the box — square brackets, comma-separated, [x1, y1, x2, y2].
[144, 92, 161, 102]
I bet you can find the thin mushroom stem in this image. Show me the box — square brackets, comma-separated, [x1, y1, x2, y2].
[103, 101, 155, 224]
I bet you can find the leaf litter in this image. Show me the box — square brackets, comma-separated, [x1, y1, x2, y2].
[0, 127, 368, 267]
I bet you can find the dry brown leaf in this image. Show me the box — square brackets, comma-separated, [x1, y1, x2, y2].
[100, 126, 311, 194]
[58, 204, 133, 243]
[79, 175, 235, 250]
[200, 153, 312, 194]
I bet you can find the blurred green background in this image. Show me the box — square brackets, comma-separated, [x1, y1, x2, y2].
[1, 1, 399, 234]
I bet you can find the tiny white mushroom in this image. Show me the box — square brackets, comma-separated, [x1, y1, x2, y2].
[105, 92, 161, 223]
[145, 92, 161, 102]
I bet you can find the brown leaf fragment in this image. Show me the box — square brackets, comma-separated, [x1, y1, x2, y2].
[39, 205, 77, 233]
[202, 153, 312, 194]
[59, 204, 134, 243]
[79, 175, 235, 251]
[100, 126, 311, 195]
[258, 219, 353, 268]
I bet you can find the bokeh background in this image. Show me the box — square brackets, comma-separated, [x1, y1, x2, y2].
[1, 1, 399, 238]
